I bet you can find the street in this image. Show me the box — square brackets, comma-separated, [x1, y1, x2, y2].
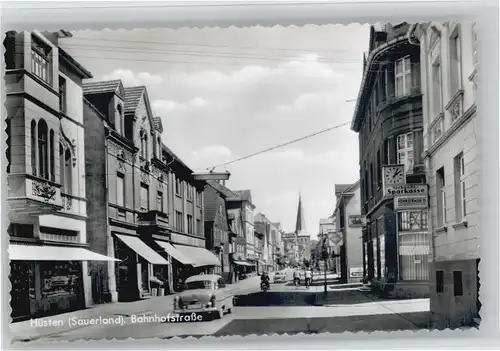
[15, 274, 432, 344]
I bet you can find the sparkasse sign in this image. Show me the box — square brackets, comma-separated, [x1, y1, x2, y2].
[384, 184, 427, 197]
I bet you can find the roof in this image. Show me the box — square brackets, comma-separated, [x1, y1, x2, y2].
[207, 180, 240, 199]
[233, 190, 253, 204]
[185, 274, 222, 283]
[83, 80, 123, 97]
[124, 86, 146, 113]
[162, 144, 193, 174]
[334, 184, 352, 196]
[58, 47, 93, 79]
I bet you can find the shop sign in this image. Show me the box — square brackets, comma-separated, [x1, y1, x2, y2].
[348, 215, 366, 227]
[349, 267, 364, 278]
[327, 232, 343, 247]
[384, 184, 427, 198]
[394, 195, 428, 210]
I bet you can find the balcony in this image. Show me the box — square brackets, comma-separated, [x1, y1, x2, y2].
[8, 174, 63, 221]
[137, 210, 170, 236]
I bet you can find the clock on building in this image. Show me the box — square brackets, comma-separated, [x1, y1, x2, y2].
[383, 165, 405, 185]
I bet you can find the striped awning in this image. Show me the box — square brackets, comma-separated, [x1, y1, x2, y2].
[399, 245, 430, 256]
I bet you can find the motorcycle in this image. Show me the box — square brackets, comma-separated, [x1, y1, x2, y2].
[260, 280, 270, 292]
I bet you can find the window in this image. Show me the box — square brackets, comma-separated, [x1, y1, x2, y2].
[139, 130, 148, 158]
[398, 211, 428, 231]
[449, 31, 462, 94]
[398, 210, 430, 281]
[116, 105, 123, 135]
[175, 211, 183, 231]
[157, 137, 161, 157]
[175, 178, 183, 197]
[49, 130, 55, 182]
[64, 149, 72, 194]
[187, 215, 194, 234]
[369, 163, 374, 196]
[37, 119, 48, 179]
[382, 68, 388, 102]
[432, 60, 443, 116]
[377, 149, 382, 187]
[140, 183, 149, 211]
[385, 139, 391, 165]
[436, 167, 447, 226]
[454, 153, 467, 221]
[396, 132, 414, 173]
[31, 35, 51, 84]
[197, 219, 201, 235]
[186, 184, 193, 201]
[453, 271, 463, 296]
[59, 76, 67, 113]
[157, 191, 163, 212]
[116, 173, 125, 208]
[196, 191, 202, 206]
[395, 56, 412, 97]
[31, 120, 37, 176]
[436, 270, 444, 293]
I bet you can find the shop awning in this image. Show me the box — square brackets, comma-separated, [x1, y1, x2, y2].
[155, 240, 193, 265]
[174, 245, 221, 267]
[233, 260, 253, 266]
[115, 234, 169, 265]
[8, 244, 120, 261]
[399, 245, 430, 256]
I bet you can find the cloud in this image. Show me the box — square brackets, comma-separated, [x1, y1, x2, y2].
[70, 25, 369, 233]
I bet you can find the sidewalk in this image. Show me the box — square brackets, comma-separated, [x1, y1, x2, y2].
[10, 276, 260, 343]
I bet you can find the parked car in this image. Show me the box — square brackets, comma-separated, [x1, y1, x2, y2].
[273, 271, 287, 283]
[173, 274, 234, 319]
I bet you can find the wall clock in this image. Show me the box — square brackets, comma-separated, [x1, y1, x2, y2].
[383, 165, 405, 185]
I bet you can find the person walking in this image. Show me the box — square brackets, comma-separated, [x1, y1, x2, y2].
[293, 270, 300, 287]
[305, 269, 312, 288]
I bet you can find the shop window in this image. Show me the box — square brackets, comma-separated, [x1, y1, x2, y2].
[453, 271, 463, 296]
[436, 270, 444, 293]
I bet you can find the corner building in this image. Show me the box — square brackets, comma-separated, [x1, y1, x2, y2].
[5, 30, 116, 321]
[411, 21, 479, 327]
[351, 23, 430, 298]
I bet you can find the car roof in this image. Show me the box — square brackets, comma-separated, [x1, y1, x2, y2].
[185, 274, 222, 283]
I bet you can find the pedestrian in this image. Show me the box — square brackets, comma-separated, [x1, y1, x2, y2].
[305, 269, 312, 288]
[293, 270, 300, 287]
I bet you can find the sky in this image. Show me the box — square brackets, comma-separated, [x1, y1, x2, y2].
[63, 24, 369, 236]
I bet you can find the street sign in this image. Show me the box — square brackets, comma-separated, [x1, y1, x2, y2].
[328, 232, 343, 246]
[349, 267, 363, 278]
[348, 215, 366, 227]
[394, 195, 428, 210]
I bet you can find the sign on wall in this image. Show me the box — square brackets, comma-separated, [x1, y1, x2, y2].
[327, 232, 343, 247]
[384, 184, 428, 198]
[394, 195, 428, 210]
[348, 215, 366, 227]
[349, 267, 364, 278]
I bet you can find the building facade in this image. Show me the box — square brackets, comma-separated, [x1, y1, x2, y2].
[226, 192, 251, 280]
[5, 30, 116, 321]
[203, 180, 231, 282]
[83, 79, 218, 303]
[410, 21, 479, 327]
[282, 233, 299, 266]
[351, 23, 429, 298]
[333, 181, 364, 283]
[233, 190, 256, 272]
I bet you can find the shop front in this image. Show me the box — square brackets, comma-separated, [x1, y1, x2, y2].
[113, 234, 169, 301]
[8, 244, 118, 322]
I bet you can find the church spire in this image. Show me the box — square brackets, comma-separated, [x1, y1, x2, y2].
[295, 192, 306, 234]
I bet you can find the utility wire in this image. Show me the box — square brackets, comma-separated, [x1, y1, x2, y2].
[198, 120, 351, 171]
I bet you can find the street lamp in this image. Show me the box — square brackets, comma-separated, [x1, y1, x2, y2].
[321, 237, 328, 295]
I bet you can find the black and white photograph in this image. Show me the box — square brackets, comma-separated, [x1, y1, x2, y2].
[5, 19, 481, 344]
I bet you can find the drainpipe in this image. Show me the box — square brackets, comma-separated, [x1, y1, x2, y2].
[104, 137, 118, 303]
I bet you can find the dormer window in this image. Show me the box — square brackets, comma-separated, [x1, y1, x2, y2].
[139, 130, 148, 159]
[116, 104, 123, 134]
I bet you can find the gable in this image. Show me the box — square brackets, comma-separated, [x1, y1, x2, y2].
[135, 90, 155, 134]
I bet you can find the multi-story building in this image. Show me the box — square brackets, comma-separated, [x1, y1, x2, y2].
[254, 213, 281, 273]
[351, 23, 429, 298]
[272, 222, 285, 269]
[203, 180, 232, 282]
[333, 181, 364, 283]
[282, 232, 299, 266]
[233, 190, 256, 272]
[318, 216, 340, 272]
[226, 193, 251, 280]
[409, 21, 479, 327]
[294, 194, 312, 264]
[83, 79, 218, 302]
[253, 223, 266, 274]
[5, 30, 116, 321]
